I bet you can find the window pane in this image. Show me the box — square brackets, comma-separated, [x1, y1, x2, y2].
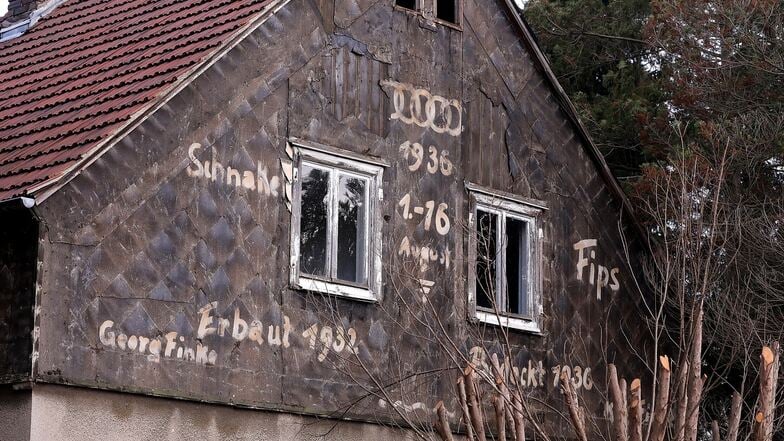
[336, 175, 368, 284]
[506, 217, 529, 315]
[436, 0, 456, 23]
[475, 210, 498, 309]
[299, 165, 330, 277]
[396, 0, 416, 10]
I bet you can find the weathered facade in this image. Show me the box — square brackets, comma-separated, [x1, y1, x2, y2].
[0, 0, 650, 439]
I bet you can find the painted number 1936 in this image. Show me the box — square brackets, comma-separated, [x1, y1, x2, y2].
[400, 141, 453, 176]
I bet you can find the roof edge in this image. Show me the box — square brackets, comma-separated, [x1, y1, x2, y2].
[500, 0, 647, 240]
[29, 0, 292, 204]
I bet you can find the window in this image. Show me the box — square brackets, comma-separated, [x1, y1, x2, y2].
[435, 0, 456, 23]
[395, 0, 460, 26]
[289, 139, 385, 302]
[467, 183, 545, 333]
[395, 0, 416, 10]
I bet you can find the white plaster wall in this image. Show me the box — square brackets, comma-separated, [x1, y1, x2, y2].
[27, 384, 434, 441]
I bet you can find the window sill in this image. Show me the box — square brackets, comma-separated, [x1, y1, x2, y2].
[432, 17, 462, 31]
[475, 310, 542, 335]
[294, 277, 379, 303]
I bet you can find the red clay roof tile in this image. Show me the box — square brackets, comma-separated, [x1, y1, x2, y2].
[0, 0, 274, 201]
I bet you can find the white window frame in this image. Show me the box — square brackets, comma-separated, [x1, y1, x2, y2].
[289, 138, 385, 302]
[466, 182, 546, 334]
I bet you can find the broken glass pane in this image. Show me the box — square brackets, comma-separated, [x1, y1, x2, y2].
[476, 209, 498, 309]
[299, 164, 330, 277]
[506, 217, 529, 315]
[337, 174, 368, 284]
[396, 0, 416, 10]
[436, 0, 457, 23]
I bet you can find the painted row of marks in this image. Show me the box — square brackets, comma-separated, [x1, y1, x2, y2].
[470, 346, 594, 391]
[382, 79, 462, 136]
[187, 143, 280, 196]
[400, 141, 453, 176]
[397, 193, 450, 235]
[573, 239, 621, 300]
[301, 323, 359, 362]
[98, 302, 364, 366]
[398, 236, 452, 272]
[387, 80, 461, 303]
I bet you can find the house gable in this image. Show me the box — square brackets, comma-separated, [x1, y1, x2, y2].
[6, 0, 649, 434]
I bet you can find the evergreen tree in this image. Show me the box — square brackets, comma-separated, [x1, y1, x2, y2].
[523, 0, 668, 180]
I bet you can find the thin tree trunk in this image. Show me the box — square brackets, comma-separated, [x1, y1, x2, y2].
[493, 396, 506, 441]
[513, 392, 526, 441]
[753, 343, 780, 441]
[621, 379, 628, 437]
[457, 377, 476, 441]
[505, 403, 517, 440]
[435, 401, 455, 441]
[674, 360, 690, 441]
[650, 355, 672, 441]
[561, 370, 588, 441]
[726, 391, 742, 441]
[464, 367, 487, 441]
[685, 303, 704, 441]
[711, 420, 720, 441]
[608, 364, 629, 441]
[629, 378, 643, 441]
[490, 353, 517, 439]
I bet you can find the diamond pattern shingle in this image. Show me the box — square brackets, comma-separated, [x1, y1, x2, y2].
[0, 0, 275, 201]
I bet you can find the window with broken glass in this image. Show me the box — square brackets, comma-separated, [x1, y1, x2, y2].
[290, 140, 384, 302]
[394, 0, 461, 27]
[467, 184, 544, 333]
